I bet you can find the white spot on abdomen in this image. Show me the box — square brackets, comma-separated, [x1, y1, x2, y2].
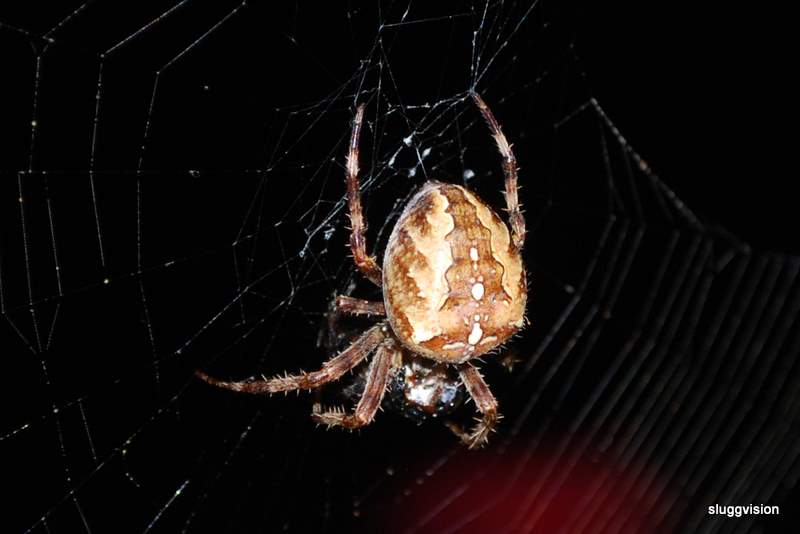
[471, 282, 485, 301]
[470, 247, 479, 261]
[468, 322, 483, 345]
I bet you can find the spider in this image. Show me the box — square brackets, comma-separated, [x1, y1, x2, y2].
[196, 92, 527, 448]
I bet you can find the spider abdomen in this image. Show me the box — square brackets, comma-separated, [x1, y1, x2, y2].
[383, 181, 526, 363]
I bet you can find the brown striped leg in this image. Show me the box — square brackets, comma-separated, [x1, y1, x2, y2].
[316, 296, 385, 353]
[335, 295, 385, 316]
[312, 341, 396, 429]
[449, 363, 500, 449]
[345, 104, 383, 286]
[195, 324, 386, 394]
[471, 92, 525, 250]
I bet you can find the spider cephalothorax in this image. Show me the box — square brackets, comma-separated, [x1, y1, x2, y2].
[197, 92, 527, 448]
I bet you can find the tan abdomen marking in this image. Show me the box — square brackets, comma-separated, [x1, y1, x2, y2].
[383, 182, 526, 363]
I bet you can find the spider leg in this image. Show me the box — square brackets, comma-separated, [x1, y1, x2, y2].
[471, 92, 525, 250]
[317, 295, 385, 353]
[346, 104, 383, 286]
[335, 295, 385, 316]
[312, 341, 397, 429]
[195, 323, 386, 394]
[448, 363, 500, 449]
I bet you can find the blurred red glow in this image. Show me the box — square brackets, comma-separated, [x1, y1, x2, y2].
[381, 440, 675, 534]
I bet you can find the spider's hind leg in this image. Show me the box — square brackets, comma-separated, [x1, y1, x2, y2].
[471, 92, 525, 250]
[345, 104, 383, 286]
[317, 294, 385, 352]
[335, 295, 385, 316]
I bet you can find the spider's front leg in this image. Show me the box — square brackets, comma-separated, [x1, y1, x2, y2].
[345, 104, 383, 286]
[447, 364, 500, 449]
[312, 341, 398, 429]
[196, 323, 386, 394]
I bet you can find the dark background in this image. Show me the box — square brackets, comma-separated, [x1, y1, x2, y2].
[1, 1, 798, 533]
[579, 2, 796, 255]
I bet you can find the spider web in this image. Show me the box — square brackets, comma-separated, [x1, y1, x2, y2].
[1, 1, 798, 533]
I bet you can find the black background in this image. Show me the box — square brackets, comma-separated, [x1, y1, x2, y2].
[1, 1, 798, 533]
[577, 2, 797, 254]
